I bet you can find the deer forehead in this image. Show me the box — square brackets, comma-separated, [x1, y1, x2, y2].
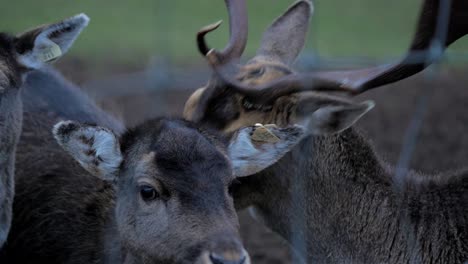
[125, 125, 232, 182]
[224, 94, 299, 134]
[129, 150, 232, 195]
[133, 152, 157, 176]
[211, 63, 295, 132]
[237, 61, 292, 85]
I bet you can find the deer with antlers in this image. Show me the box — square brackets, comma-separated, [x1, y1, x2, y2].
[0, 11, 327, 264]
[184, 0, 468, 262]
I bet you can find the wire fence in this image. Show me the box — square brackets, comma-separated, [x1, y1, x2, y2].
[3, 0, 468, 263]
[79, 1, 467, 263]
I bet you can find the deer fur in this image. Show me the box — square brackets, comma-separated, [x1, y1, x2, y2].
[0, 14, 89, 249]
[184, 1, 468, 263]
[0, 14, 320, 264]
[0, 20, 252, 264]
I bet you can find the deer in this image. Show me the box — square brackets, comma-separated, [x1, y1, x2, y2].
[183, 0, 468, 263]
[0, 13, 90, 249]
[0, 12, 318, 264]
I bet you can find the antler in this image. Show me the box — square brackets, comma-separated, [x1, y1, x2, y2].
[202, 0, 468, 106]
[197, 0, 248, 64]
[310, 0, 468, 93]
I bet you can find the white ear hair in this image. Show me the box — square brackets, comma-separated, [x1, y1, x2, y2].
[229, 125, 305, 177]
[17, 14, 90, 69]
[53, 120, 122, 181]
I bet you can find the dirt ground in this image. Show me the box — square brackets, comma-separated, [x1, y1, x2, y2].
[56, 61, 468, 263]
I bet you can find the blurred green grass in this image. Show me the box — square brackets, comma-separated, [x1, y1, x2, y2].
[1, 0, 467, 66]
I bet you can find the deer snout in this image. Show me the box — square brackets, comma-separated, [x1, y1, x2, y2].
[209, 248, 248, 264]
[198, 249, 249, 264]
[208, 236, 249, 264]
[198, 233, 250, 264]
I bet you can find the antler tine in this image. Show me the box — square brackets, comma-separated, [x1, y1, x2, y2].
[222, 0, 248, 59]
[194, 0, 468, 123]
[207, 0, 468, 105]
[197, 21, 223, 57]
[312, 0, 468, 94]
[210, 65, 349, 104]
[197, 0, 248, 63]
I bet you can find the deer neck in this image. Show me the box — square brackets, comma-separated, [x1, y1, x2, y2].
[102, 198, 148, 264]
[0, 84, 22, 246]
[0, 86, 22, 163]
[248, 128, 405, 262]
[22, 69, 125, 135]
[102, 198, 141, 264]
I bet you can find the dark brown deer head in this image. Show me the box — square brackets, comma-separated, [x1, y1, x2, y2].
[52, 116, 307, 263]
[181, 1, 468, 262]
[184, 0, 468, 135]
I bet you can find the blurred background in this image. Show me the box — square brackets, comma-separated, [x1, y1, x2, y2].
[8, 0, 468, 63]
[2, 0, 468, 263]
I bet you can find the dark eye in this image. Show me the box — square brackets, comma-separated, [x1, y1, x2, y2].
[139, 185, 159, 201]
[249, 67, 265, 77]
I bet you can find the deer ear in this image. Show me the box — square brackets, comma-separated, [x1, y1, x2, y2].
[15, 13, 89, 69]
[256, 1, 312, 65]
[228, 125, 305, 177]
[53, 121, 122, 181]
[304, 101, 375, 135]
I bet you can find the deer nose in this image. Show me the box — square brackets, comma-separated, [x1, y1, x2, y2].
[209, 250, 247, 264]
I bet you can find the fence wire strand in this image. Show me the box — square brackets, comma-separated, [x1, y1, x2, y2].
[9, 0, 468, 263]
[78, 1, 465, 262]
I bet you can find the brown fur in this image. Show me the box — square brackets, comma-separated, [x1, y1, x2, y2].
[2, 113, 248, 264]
[184, 1, 468, 262]
[0, 14, 252, 264]
[0, 32, 32, 249]
[0, 14, 90, 250]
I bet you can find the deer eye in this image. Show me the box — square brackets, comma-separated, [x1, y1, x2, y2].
[139, 185, 159, 201]
[248, 67, 265, 77]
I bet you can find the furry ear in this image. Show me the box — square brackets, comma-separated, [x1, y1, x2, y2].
[256, 1, 312, 65]
[15, 13, 89, 69]
[53, 121, 122, 181]
[304, 101, 375, 135]
[228, 124, 305, 177]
